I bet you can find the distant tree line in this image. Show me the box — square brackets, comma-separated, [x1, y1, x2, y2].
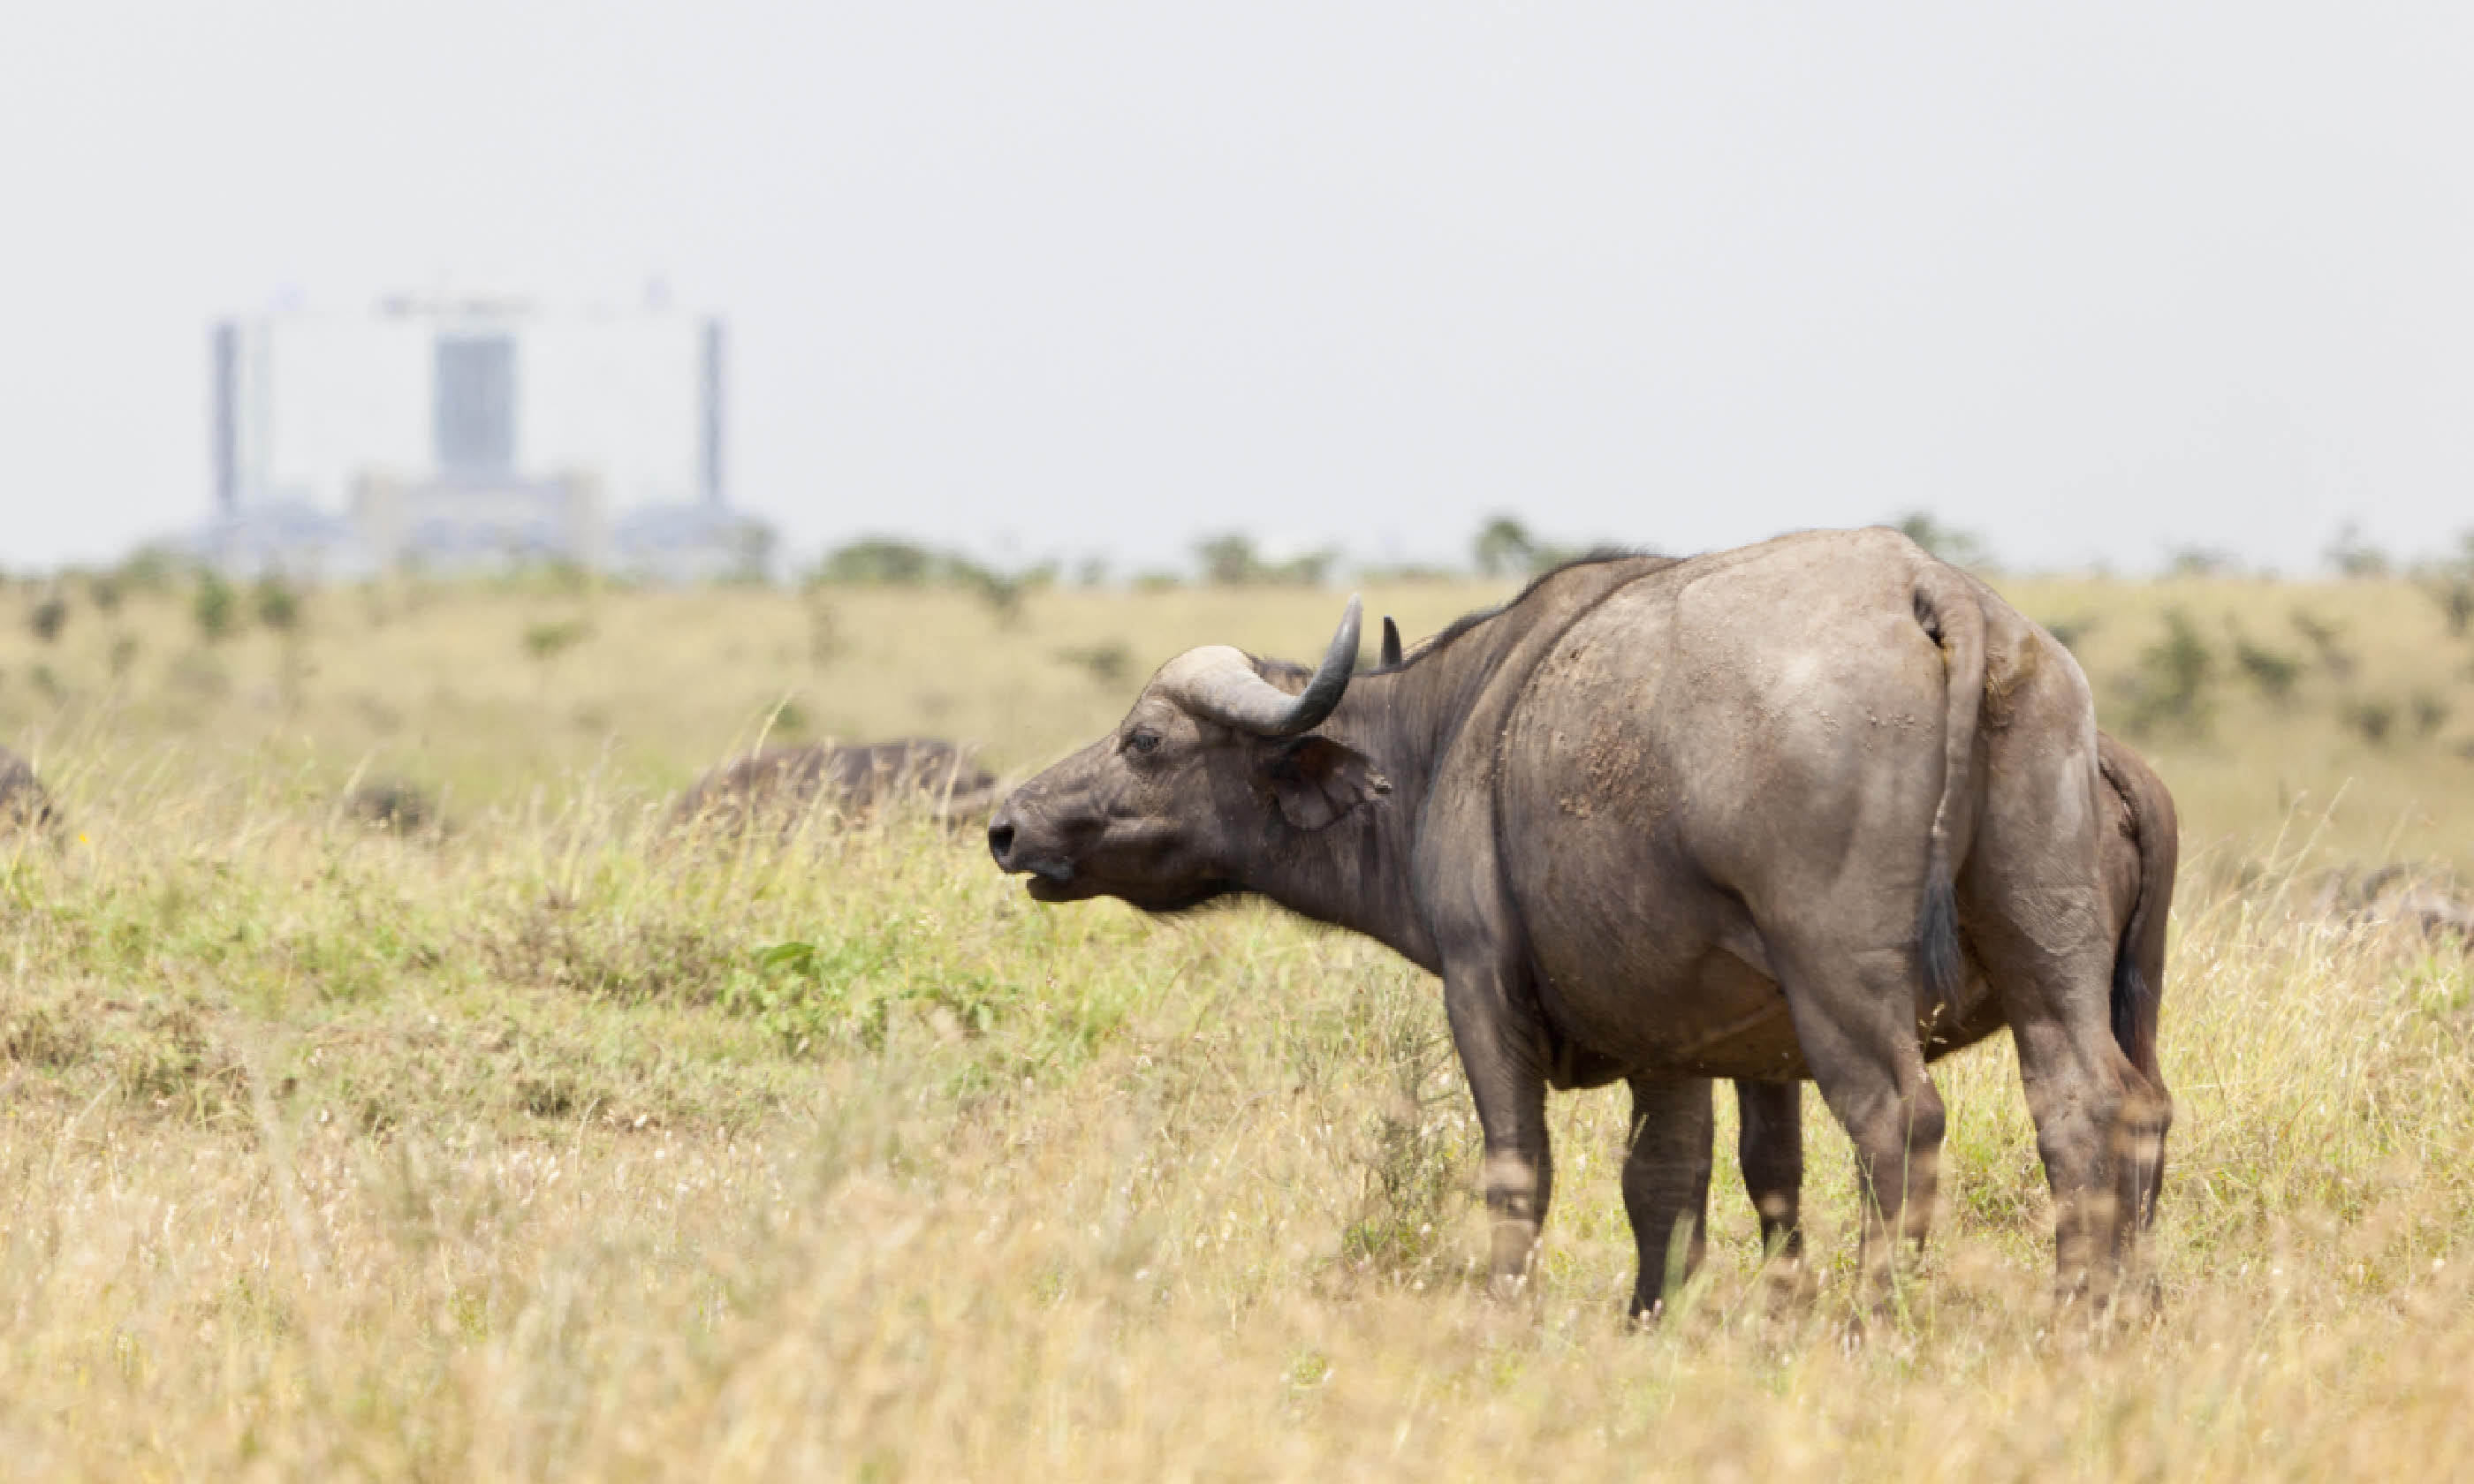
[10, 513, 2474, 611]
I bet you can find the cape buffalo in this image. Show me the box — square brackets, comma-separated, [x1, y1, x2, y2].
[671, 739, 998, 834]
[990, 528, 2170, 1315]
[1372, 625, 2182, 1288]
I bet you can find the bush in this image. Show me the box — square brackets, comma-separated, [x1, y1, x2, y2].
[2037, 614, 2098, 653]
[2166, 545, 2237, 577]
[522, 619, 592, 664]
[27, 592, 67, 644]
[2326, 521, 2391, 578]
[810, 538, 939, 586]
[1055, 643, 1133, 688]
[2231, 632, 2303, 702]
[1195, 533, 1335, 587]
[1893, 511, 1994, 571]
[254, 577, 301, 632]
[806, 538, 1047, 623]
[2341, 698, 2397, 746]
[2415, 533, 2474, 638]
[193, 573, 238, 643]
[2290, 609, 2358, 679]
[2124, 608, 2218, 737]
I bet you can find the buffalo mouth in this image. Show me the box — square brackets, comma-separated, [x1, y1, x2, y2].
[1022, 869, 1087, 903]
[1014, 864, 1233, 913]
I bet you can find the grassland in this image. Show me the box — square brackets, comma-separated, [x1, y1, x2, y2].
[1, 565, 2472, 1479]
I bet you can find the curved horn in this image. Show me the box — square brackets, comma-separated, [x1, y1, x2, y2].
[1380, 616, 1403, 667]
[1160, 595, 1362, 737]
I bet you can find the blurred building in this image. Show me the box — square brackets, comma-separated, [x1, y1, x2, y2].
[200, 292, 749, 579]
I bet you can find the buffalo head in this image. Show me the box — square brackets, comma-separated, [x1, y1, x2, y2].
[988, 597, 1389, 912]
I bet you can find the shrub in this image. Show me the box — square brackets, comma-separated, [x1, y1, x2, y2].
[2326, 520, 2391, 578]
[2037, 614, 2098, 653]
[254, 577, 302, 632]
[193, 572, 238, 643]
[2341, 698, 2397, 746]
[1055, 643, 1133, 689]
[810, 538, 937, 586]
[27, 592, 67, 644]
[2290, 609, 2358, 679]
[2167, 545, 2237, 577]
[522, 618, 591, 664]
[1195, 533, 1336, 587]
[1893, 511, 1994, 570]
[1474, 514, 1592, 580]
[2231, 633, 2303, 702]
[2124, 608, 2219, 737]
[2415, 533, 2474, 637]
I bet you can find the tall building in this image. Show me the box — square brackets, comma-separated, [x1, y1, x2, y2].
[203, 293, 744, 579]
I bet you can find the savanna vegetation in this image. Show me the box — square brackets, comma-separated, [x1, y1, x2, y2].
[2, 534, 2472, 1478]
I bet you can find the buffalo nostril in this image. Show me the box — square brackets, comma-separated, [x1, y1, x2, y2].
[987, 820, 1015, 863]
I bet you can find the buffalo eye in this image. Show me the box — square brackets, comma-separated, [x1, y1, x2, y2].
[1124, 728, 1163, 757]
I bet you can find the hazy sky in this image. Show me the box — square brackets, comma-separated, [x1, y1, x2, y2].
[5, 4, 2471, 574]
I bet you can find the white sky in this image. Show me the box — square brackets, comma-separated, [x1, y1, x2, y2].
[4, 4, 2471, 574]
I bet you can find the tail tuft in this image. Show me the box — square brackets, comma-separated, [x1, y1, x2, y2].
[2110, 955, 2155, 1061]
[1920, 866, 1963, 1026]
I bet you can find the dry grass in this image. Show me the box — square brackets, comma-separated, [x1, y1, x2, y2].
[1, 568, 2472, 1479]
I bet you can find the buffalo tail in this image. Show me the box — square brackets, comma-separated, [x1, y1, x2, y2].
[2098, 746, 2177, 1079]
[1912, 564, 1987, 1025]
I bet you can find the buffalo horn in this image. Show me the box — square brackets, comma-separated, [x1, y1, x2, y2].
[1160, 595, 1362, 737]
[1380, 616, 1403, 667]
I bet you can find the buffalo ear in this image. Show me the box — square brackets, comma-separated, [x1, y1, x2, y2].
[1261, 735, 1391, 830]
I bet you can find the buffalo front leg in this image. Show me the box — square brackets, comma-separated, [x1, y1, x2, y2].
[1443, 964, 1554, 1300]
[1734, 1079, 1804, 1262]
[1625, 1077, 1715, 1321]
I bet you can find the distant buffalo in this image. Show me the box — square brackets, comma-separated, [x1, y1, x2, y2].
[671, 739, 999, 834]
[2312, 862, 2474, 944]
[992, 530, 2172, 1315]
[0, 746, 57, 831]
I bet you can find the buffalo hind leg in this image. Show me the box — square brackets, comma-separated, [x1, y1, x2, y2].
[1966, 888, 2139, 1311]
[1773, 942, 1948, 1296]
[1442, 962, 1555, 1300]
[1624, 1077, 1715, 1321]
[1734, 1079, 1804, 1262]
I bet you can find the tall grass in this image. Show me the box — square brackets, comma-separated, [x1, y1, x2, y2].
[0, 571, 2471, 1477]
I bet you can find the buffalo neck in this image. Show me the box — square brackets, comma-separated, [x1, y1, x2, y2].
[1222, 557, 1671, 975]
[1218, 667, 1434, 972]
[1227, 631, 1515, 976]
